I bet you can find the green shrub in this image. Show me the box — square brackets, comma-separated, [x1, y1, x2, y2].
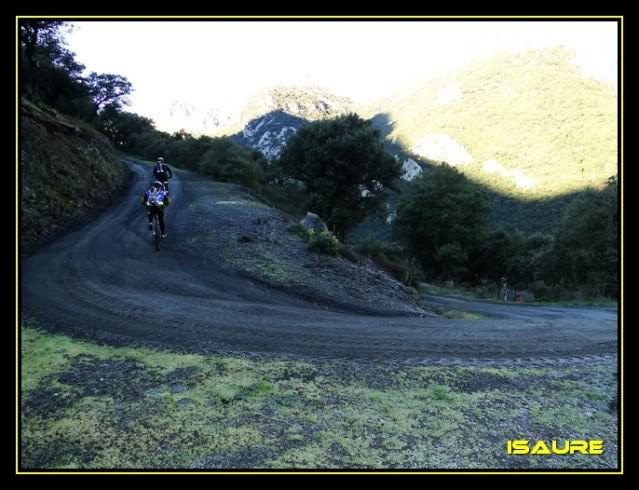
[288, 223, 312, 242]
[307, 230, 340, 256]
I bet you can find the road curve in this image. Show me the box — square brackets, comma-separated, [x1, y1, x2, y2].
[421, 294, 617, 322]
[21, 163, 618, 363]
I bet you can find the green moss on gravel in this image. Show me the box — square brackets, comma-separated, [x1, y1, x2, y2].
[21, 326, 618, 470]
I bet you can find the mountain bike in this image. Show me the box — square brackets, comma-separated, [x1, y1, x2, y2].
[153, 211, 161, 251]
[149, 205, 164, 251]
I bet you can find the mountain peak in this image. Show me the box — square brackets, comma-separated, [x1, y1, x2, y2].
[240, 85, 354, 125]
[161, 98, 237, 136]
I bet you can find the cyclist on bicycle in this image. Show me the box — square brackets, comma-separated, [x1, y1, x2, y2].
[153, 157, 173, 193]
[142, 181, 168, 238]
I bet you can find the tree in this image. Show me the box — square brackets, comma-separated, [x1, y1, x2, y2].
[277, 114, 401, 240]
[172, 129, 192, 141]
[470, 230, 515, 291]
[38, 55, 94, 120]
[551, 177, 618, 296]
[393, 164, 489, 274]
[20, 21, 96, 120]
[19, 20, 66, 99]
[198, 138, 264, 191]
[435, 242, 469, 282]
[165, 135, 215, 171]
[86, 72, 133, 112]
[96, 107, 155, 150]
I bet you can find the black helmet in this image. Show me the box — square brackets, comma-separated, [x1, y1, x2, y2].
[157, 157, 164, 163]
[152, 181, 163, 189]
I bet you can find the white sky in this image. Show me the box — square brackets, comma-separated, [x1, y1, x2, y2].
[65, 20, 618, 129]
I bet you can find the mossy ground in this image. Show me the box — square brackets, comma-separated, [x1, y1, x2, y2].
[21, 326, 618, 470]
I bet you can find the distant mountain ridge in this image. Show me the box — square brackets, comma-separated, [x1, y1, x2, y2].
[227, 86, 355, 159]
[161, 99, 237, 136]
[230, 111, 306, 159]
[239, 85, 354, 124]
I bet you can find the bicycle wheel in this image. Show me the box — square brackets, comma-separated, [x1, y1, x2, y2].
[154, 214, 160, 251]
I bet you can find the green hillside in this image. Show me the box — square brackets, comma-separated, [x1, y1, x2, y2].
[361, 47, 617, 200]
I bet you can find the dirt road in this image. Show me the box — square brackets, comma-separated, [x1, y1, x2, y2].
[21, 162, 618, 364]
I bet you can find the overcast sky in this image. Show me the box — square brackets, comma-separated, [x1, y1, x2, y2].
[65, 20, 618, 128]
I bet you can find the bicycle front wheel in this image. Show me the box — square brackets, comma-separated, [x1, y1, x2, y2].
[154, 216, 160, 251]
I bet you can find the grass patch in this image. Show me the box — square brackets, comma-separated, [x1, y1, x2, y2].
[442, 310, 487, 320]
[236, 255, 307, 286]
[288, 225, 341, 257]
[21, 324, 618, 470]
[428, 305, 487, 320]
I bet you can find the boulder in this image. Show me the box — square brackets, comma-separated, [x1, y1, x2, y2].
[300, 212, 328, 233]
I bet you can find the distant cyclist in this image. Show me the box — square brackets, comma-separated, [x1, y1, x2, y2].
[153, 157, 173, 193]
[141, 181, 168, 238]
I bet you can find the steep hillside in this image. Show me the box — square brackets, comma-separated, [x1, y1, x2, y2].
[362, 47, 618, 199]
[20, 99, 129, 254]
[230, 111, 306, 159]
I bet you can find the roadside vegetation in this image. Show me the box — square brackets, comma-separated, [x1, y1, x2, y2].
[418, 282, 617, 309]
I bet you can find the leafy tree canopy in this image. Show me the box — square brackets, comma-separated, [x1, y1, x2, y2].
[278, 113, 401, 239]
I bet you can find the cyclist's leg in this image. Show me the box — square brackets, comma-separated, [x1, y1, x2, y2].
[146, 205, 154, 229]
[163, 179, 169, 193]
[150, 207, 159, 235]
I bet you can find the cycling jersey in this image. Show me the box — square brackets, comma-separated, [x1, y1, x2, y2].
[154, 163, 173, 182]
[144, 188, 168, 206]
